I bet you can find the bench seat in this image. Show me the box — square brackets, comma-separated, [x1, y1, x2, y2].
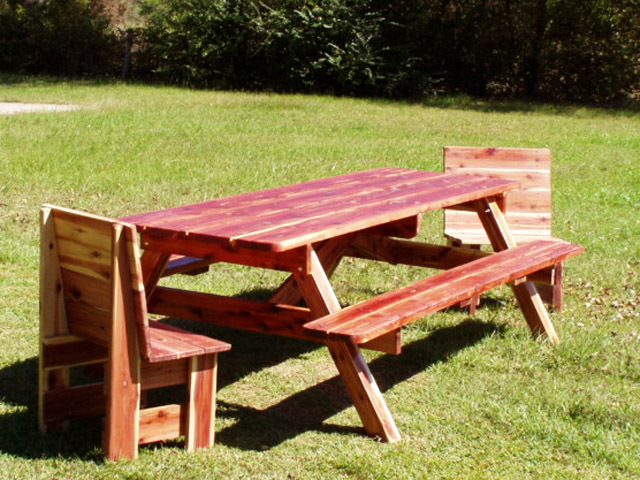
[303, 239, 583, 344]
[163, 255, 212, 277]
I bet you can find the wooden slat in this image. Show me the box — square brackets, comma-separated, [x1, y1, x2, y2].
[147, 322, 231, 363]
[293, 249, 342, 317]
[39, 206, 71, 434]
[139, 404, 184, 445]
[125, 169, 519, 253]
[141, 358, 189, 390]
[104, 224, 141, 461]
[122, 168, 416, 229]
[43, 383, 105, 422]
[304, 240, 583, 344]
[42, 336, 108, 369]
[444, 146, 551, 170]
[163, 255, 213, 276]
[148, 287, 316, 341]
[236, 176, 518, 251]
[141, 233, 310, 271]
[185, 170, 448, 239]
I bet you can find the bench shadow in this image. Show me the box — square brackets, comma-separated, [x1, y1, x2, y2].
[0, 283, 501, 458]
[215, 318, 503, 451]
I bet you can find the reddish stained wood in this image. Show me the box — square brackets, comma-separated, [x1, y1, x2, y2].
[39, 206, 71, 434]
[186, 354, 218, 451]
[104, 224, 141, 460]
[444, 146, 551, 170]
[174, 170, 447, 237]
[141, 359, 189, 390]
[124, 169, 519, 253]
[43, 383, 105, 422]
[148, 286, 316, 340]
[304, 240, 583, 344]
[139, 404, 183, 445]
[147, 322, 231, 363]
[365, 215, 422, 239]
[42, 336, 108, 369]
[293, 249, 342, 317]
[121, 168, 421, 229]
[236, 176, 519, 251]
[270, 234, 353, 306]
[326, 339, 401, 442]
[141, 233, 310, 271]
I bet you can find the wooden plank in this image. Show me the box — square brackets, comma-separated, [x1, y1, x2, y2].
[43, 383, 105, 422]
[326, 339, 401, 442]
[39, 206, 71, 434]
[361, 330, 402, 355]
[236, 176, 519, 251]
[141, 358, 189, 390]
[42, 335, 108, 369]
[122, 168, 413, 227]
[365, 215, 422, 239]
[148, 287, 316, 341]
[186, 354, 218, 451]
[140, 233, 310, 272]
[185, 170, 447, 240]
[147, 322, 231, 363]
[104, 224, 141, 461]
[444, 146, 551, 170]
[163, 255, 213, 276]
[304, 240, 583, 344]
[139, 249, 171, 300]
[139, 404, 184, 445]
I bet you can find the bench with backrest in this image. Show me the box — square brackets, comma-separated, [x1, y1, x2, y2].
[38, 205, 231, 460]
[303, 239, 583, 347]
[443, 146, 565, 311]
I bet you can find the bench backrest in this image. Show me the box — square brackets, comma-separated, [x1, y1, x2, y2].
[444, 146, 552, 244]
[42, 205, 152, 359]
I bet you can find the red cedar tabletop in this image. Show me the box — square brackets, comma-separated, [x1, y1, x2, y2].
[121, 168, 520, 252]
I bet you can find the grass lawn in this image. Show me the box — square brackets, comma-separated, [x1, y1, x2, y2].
[1, 76, 639, 479]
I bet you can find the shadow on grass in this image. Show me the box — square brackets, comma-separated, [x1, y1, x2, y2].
[215, 318, 503, 451]
[0, 311, 501, 459]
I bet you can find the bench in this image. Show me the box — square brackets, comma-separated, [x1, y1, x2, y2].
[163, 255, 213, 276]
[39, 205, 231, 460]
[303, 239, 583, 345]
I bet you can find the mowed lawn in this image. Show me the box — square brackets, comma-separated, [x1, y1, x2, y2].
[1, 77, 639, 479]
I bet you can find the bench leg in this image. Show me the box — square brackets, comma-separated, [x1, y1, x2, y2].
[326, 339, 401, 443]
[185, 354, 218, 451]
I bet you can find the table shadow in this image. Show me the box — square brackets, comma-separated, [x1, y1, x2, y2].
[215, 318, 503, 451]
[0, 306, 501, 459]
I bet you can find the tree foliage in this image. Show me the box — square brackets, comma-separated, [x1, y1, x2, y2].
[1, 0, 638, 104]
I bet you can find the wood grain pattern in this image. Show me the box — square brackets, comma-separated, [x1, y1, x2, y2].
[304, 240, 583, 344]
[39, 206, 231, 460]
[124, 169, 519, 252]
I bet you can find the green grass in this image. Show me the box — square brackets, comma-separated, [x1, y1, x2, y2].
[1, 76, 639, 479]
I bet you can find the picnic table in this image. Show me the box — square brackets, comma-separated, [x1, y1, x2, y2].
[121, 167, 583, 442]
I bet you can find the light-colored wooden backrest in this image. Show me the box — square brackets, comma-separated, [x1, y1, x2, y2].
[42, 205, 151, 358]
[444, 146, 552, 242]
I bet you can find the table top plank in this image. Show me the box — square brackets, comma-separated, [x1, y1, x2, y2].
[123, 169, 519, 252]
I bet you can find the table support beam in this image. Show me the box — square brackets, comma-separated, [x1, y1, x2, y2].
[473, 199, 559, 343]
[295, 246, 400, 442]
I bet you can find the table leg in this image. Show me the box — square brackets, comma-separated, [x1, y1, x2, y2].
[294, 248, 401, 442]
[473, 198, 559, 343]
[271, 235, 351, 306]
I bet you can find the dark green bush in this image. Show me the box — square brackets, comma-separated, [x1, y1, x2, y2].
[0, 0, 119, 76]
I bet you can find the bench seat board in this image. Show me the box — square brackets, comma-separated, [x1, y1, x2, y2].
[304, 239, 583, 344]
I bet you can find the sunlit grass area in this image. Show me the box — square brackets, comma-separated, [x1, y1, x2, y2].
[1, 77, 638, 479]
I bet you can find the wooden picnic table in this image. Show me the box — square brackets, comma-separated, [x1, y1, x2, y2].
[121, 167, 583, 442]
